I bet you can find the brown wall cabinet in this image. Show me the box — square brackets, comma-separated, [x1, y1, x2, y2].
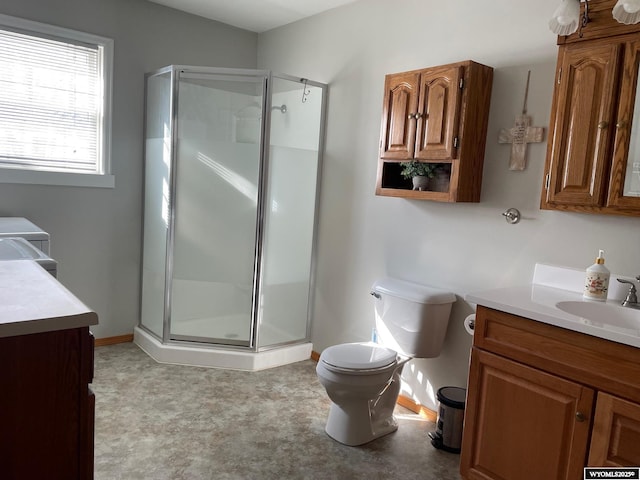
[376, 60, 493, 202]
[542, 0, 640, 216]
[0, 327, 95, 480]
[460, 306, 640, 479]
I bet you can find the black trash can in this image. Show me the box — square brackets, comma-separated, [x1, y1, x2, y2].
[428, 386, 466, 453]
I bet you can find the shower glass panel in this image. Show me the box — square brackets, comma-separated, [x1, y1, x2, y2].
[258, 76, 324, 348]
[140, 70, 172, 339]
[169, 71, 266, 346]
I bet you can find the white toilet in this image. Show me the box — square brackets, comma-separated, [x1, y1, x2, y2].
[316, 277, 456, 446]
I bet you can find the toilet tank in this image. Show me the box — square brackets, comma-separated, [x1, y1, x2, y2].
[371, 277, 455, 358]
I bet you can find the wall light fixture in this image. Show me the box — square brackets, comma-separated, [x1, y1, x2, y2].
[549, 0, 583, 35]
[613, 0, 640, 24]
[549, 0, 640, 36]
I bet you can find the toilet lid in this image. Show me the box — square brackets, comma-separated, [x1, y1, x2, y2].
[321, 343, 397, 370]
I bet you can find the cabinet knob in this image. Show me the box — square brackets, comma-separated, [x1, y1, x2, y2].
[616, 120, 628, 129]
[415, 112, 422, 120]
[408, 113, 416, 120]
[598, 121, 609, 130]
[575, 412, 586, 422]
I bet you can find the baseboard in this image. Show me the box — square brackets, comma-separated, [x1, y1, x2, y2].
[311, 350, 437, 421]
[95, 334, 134, 347]
[397, 394, 437, 422]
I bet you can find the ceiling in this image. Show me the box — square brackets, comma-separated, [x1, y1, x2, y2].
[147, 0, 359, 33]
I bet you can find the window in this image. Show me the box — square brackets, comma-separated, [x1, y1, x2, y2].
[0, 14, 113, 188]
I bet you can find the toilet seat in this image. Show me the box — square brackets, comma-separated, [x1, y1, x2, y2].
[320, 343, 397, 375]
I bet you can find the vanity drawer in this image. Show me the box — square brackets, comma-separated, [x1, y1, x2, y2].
[474, 306, 640, 403]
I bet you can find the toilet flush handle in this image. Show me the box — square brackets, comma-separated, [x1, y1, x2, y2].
[370, 291, 381, 299]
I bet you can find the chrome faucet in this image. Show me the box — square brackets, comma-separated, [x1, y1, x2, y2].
[617, 276, 640, 310]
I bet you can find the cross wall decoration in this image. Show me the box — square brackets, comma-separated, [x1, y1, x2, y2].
[498, 71, 545, 171]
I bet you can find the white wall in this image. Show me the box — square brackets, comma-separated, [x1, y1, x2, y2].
[258, 0, 640, 410]
[0, 0, 257, 339]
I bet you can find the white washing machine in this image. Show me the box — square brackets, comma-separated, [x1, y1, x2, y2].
[0, 237, 57, 277]
[0, 217, 50, 255]
[0, 218, 56, 277]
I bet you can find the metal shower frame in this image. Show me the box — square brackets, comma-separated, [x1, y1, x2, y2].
[139, 65, 327, 353]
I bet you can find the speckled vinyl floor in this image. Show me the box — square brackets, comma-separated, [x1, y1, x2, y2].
[93, 343, 462, 480]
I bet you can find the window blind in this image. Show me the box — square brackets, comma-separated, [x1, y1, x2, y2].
[0, 28, 103, 174]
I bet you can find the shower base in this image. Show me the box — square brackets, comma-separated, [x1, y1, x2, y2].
[133, 326, 312, 371]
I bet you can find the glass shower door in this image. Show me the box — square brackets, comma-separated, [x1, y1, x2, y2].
[258, 76, 325, 348]
[169, 70, 266, 346]
[140, 70, 172, 339]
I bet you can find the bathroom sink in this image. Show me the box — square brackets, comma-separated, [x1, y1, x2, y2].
[555, 301, 640, 333]
[466, 265, 640, 349]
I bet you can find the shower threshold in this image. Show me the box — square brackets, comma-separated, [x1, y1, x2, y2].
[170, 333, 249, 348]
[133, 326, 313, 371]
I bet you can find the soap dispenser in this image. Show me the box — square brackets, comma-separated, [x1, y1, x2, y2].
[583, 250, 610, 302]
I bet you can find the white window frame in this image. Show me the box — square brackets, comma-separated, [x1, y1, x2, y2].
[0, 14, 114, 188]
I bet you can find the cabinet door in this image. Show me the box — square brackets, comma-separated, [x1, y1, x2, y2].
[460, 349, 594, 480]
[414, 66, 462, 160]
[0, 329, 83, 479]
[589, 392, 640, 466]
[545, 42, 621, 208]
[379, 71, 420, 160]
[607, 40, 640, 211]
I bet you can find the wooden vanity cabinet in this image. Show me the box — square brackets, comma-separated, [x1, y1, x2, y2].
[464, 349, 593, 480]
[376, 60, 493, 202]
[589, 392, 640, 467]
[0, 326, 95, 480]
[460, 306, 640, 480]
[542, 0, 640, 216]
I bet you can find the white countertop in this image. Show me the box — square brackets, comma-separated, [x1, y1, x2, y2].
[466, 264, 640, 349]
[0, 260, 97, 338]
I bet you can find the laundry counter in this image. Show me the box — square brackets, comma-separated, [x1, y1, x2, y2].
[0, 259, 97, 337]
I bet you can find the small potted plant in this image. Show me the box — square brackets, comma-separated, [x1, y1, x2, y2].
[399, 160, 436, 191]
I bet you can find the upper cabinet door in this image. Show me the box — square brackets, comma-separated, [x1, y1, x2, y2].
[414, 66, 463, 160]
[607, 40, 640, 210]
[379, 71, 420, 160]
[546, 42, 621, 208]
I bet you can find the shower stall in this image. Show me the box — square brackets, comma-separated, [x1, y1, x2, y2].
[134, 66, 326, 370]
